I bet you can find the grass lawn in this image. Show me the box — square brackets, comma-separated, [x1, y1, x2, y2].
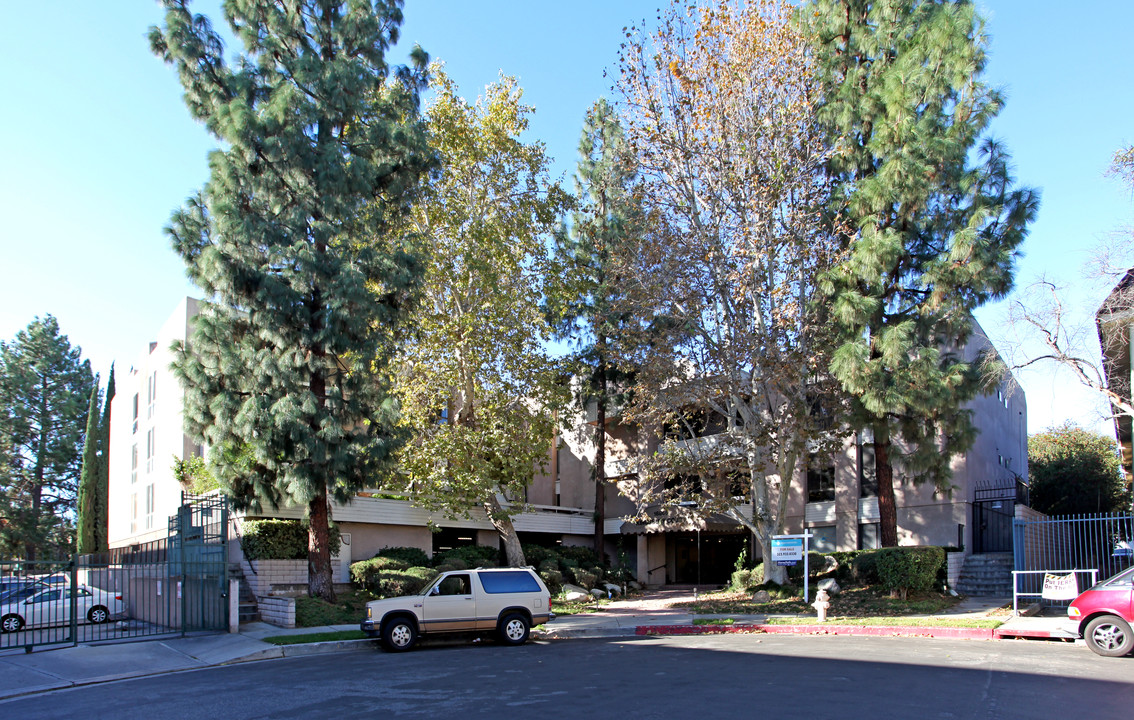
[295, 588, 380, 627]
[551, 596, 612, 616]
[261, 630, 369, 645]
[676, 585, 962, 618]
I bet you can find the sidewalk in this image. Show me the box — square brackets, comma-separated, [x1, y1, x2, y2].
[0, 592, 1079, 702]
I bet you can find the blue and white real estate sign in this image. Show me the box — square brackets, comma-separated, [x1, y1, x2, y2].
[771, 536, 804, 566]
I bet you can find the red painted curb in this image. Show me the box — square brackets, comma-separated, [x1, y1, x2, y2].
[636, 624, 996, 640]
[994, 628, 1059, 639]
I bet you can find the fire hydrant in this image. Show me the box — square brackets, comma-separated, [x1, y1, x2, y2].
[812, 589, 830, 623]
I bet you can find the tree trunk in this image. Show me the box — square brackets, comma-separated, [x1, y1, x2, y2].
[746, 454, 786, 584]
[593, 350, 607, 560]
[875, 424, 899, 547]
[307, 491, 336, 602]
[484, 496, 526, 567]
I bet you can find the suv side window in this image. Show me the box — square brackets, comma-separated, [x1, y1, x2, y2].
[436, 574, 471, 596]
[478, 570, 541, 594]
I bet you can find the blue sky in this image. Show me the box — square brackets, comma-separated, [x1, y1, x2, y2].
[1, 1, 1131, 438]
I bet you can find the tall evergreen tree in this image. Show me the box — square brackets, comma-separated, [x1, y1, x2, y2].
[151, 0, 434, 600]
[809, 0, 1039, 546]
[77, 366, 114, 555]
[77, 376, 101, 555]
[0, 316, 93, 560]
[548, 99, 639, 558]
[97, 366, 114, 552]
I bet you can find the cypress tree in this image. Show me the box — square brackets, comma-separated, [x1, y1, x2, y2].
[151, 1, 434, 600]
[96, 366, 114, 552]
[76, 376, 101, 555]
[809, 0, 1039, 545]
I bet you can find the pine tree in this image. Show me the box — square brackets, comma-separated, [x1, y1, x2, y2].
[151, 0, 434, 600]
[809, 0, 1039, 545]
[548, 99, 639, 558]
[0, 316, 94, 560]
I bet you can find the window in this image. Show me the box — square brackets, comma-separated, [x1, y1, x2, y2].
[130, 493, 138, 534]
[435, 574, 471, 596]
[132, 393, 139, 434]
[858, 523, 880, 550]
[144, 483, 154, 531]
[478, 571, 541, 594]
[811, 525, 836, 553]
[147, 372, 157, 419]
[146, 429, 155, 473]
[806, 454, 835, 503]
[858, 441, 877, 498]
[131, 444, 138, 484]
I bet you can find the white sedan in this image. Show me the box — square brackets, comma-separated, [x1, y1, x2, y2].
[0, 585, 125, 633]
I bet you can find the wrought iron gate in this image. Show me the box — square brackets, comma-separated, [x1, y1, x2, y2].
[1012, 512, 1134, 606]
[1, 494, 229, 652]
[973, 500, 1014, 553]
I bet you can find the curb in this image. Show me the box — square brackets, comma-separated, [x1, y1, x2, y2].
[636, 623, 998, 640]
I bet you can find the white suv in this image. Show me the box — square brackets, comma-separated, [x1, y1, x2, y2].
[360, 567, 554, 651]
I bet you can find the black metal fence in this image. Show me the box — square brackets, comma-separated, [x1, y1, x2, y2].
[1012, 512, 1134, 607]
[1, 494, 229, 652]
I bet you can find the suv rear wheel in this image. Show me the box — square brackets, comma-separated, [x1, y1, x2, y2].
[498, 612, 530, 646]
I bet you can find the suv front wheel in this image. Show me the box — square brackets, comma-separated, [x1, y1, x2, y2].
[498, 612, 530, 646]
[382, 617, 418, 652]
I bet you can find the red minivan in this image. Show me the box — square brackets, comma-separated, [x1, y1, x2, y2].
[1067, 565, 1134, 657]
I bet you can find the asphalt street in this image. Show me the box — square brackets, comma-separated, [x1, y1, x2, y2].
[1, 633, 1131, 719]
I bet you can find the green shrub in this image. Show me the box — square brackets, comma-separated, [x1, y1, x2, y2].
[557, 545, 602, 568]
[787, 552, 827, 582]
[538, 559, 559, 574]
[240, 519, 341, 560]
[540, 569, 564, 595]
[570, 568, 598, 589]
[522, 544, 556, 568]
[351, 558, 437, 597]
[241, 519, 307, 560]
[434, 544, 499, 569]
[730, 568, 759, 591]
[374, 546, 430, 567]
[851, 550, 881, 585]
[874, 547, 945, 599]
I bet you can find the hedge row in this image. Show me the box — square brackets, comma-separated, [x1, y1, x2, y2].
[729, 546, 948, 596]
[240, 519, 341, 560]
[357, 543, 628, 597]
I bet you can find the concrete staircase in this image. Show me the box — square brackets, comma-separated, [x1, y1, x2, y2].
[228, 565, 261, 623]
[956, 552, 1014, 596]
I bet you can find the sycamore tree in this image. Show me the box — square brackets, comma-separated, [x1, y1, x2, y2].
[0, 316, 94, 560]
[77, 366, 114, 555]
[152, 0, 434, 600]
[547, 98, 640, 557]
[809, 0, 1039, 546]
[615, 0, 843, 583]
[385, 69, 571, 567]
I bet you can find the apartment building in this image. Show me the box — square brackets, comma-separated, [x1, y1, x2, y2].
[106, 299, 597, 577]
[108, 299, 1027, 587]
[561, 320, 1030, 586]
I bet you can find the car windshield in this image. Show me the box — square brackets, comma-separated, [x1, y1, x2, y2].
[1099, 566, 1134, 586]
